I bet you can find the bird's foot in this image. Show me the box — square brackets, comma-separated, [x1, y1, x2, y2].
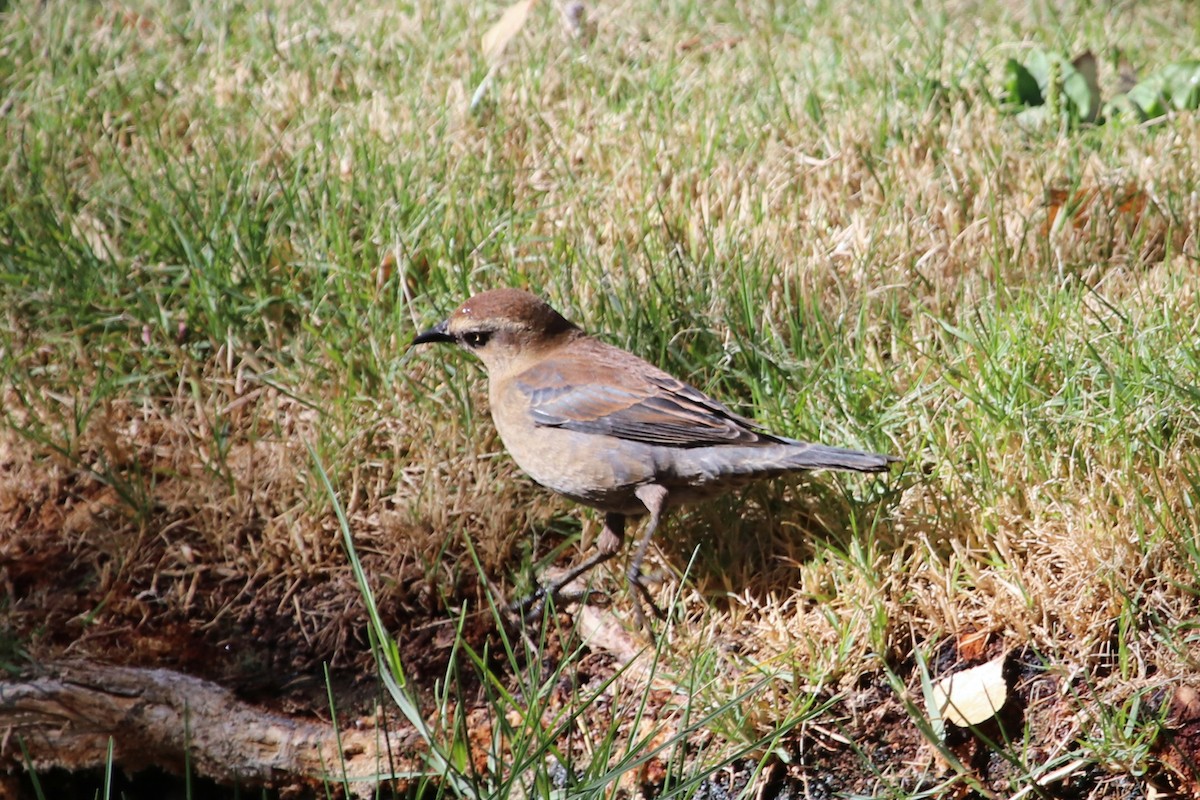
[509, 546, 621, 624]
[509, 579, 608, 624]
[626, 567, 669, 631]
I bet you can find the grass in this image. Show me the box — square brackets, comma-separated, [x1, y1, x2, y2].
[2, 0, 1200, 797]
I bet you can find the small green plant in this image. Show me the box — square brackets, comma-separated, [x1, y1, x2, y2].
[1004, 49, 1200, 127]
[1004, 50, 1102, 126]
[1115, 61, 1200, 120]
[1077, 689, 1165, 780]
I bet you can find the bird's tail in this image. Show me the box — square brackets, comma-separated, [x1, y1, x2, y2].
[777, 441, 899, 473]
[674, 441, 898, 490]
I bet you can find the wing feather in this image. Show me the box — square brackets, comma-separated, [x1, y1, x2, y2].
[517, 352, 781, 448]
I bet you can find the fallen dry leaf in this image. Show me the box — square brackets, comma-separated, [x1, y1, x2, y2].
[931, 654, 1008, 728]
[1043, 183, 1149, 237]
[482, 0, 537, 65]
[957, 629, 991, 662]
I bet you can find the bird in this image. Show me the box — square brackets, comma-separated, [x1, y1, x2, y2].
[411, 288, 898, 628]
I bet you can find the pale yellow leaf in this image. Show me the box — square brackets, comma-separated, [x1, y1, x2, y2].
[930, 655, 1008, 727]
[482, 0, 537, 64]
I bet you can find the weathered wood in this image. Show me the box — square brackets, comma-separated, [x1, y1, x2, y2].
[0, 662, 423, 797]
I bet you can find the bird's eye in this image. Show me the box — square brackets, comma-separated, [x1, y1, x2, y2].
[462, 331, 491, 348]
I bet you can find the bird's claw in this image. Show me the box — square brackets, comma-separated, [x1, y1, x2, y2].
[627, 569, 669, 630]
[510, 580, 607, 624]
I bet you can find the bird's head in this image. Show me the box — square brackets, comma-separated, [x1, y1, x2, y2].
[411, 288, 581, 373]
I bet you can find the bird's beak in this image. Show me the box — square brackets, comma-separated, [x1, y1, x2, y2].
[411, 319, 454, 346]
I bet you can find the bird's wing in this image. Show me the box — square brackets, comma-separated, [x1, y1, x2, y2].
[516, 349, 779, 448]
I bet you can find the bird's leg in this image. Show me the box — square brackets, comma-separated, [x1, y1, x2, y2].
[550, 512, 626, 593]
[511, 512, 626, 621]
[628, 484, 670, 629]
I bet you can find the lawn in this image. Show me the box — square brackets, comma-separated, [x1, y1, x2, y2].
[2, 0, 1199, 797]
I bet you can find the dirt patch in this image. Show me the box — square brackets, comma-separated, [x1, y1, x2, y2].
[0, 400, 482, 714]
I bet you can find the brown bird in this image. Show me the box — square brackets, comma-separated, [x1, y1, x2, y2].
[412, 288, 898, 627]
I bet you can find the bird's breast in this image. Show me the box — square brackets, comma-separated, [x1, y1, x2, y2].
[488, 378, 658, 515]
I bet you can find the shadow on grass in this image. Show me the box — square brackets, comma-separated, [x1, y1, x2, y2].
[652, 471, 911, 609]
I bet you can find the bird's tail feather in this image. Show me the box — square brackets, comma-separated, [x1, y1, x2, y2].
[779, 442, 898, 473]
[677, 441, 898, 486]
